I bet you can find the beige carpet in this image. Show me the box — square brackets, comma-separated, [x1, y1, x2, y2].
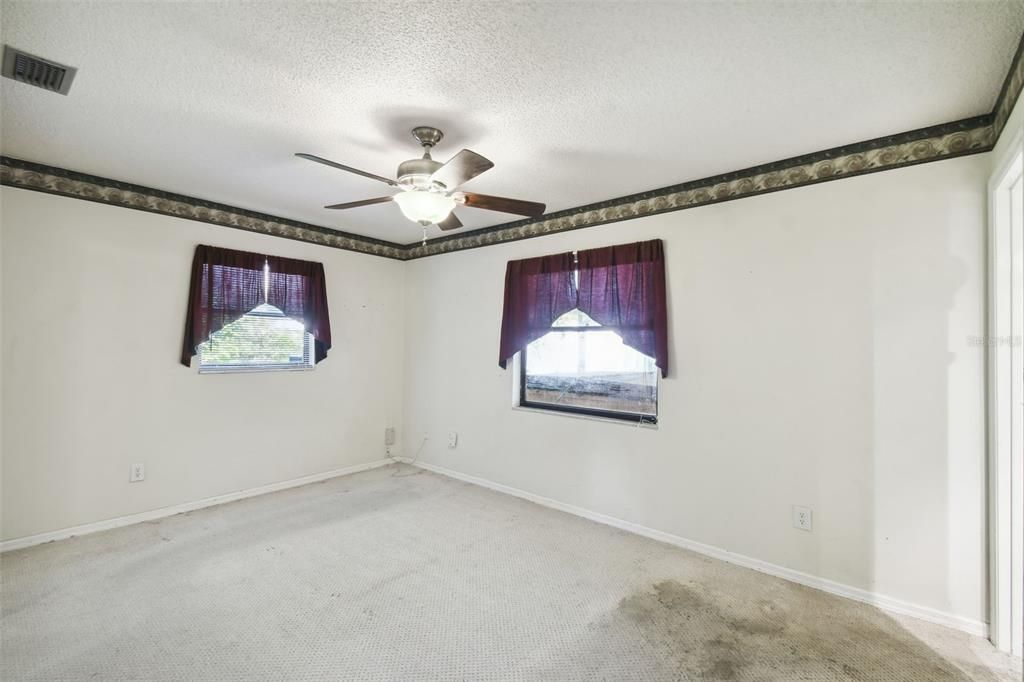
[1, 464, 1020, 681]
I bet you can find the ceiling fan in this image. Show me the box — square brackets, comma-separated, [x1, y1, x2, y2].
[296, 126, 546, 236]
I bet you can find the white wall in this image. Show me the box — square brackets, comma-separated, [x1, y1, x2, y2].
[402, 154, 991, 625]
[0, 187, 405, 541]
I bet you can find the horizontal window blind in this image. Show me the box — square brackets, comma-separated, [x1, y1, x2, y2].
[198, 303, 313, 372]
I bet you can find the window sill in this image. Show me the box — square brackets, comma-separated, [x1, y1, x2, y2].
[198, 365, 314, 375]
[511, 404, 659, 430]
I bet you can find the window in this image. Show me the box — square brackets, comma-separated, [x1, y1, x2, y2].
[520, 309, 658, 423]
[499, 240, 667, 423]
[198, 303, 314, 373]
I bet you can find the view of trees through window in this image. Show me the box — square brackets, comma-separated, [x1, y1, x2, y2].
[198, 303, 312, 370]
[522, 309, 658, 420]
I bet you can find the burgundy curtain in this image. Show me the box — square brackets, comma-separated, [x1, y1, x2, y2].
[180, 245, 332, 366]
[180, 245, 265, 366]
[266, 254, 332, 363]
[498, 251, 578, 369]
[576, 239, 668, 377]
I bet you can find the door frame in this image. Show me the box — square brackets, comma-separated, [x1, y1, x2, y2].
[988, 125, 1023, 655]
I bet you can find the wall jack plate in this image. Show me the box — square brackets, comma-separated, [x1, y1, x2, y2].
[130, 463, 145, 482]
[792, 505, 812, 531]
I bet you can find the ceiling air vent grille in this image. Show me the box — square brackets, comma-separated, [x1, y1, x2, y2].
[2, 46, 77, 95]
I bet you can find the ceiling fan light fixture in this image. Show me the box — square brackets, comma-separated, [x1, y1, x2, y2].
[393, 190, 456, 225]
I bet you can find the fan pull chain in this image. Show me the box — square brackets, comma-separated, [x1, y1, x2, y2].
[422, 225, 427, 246]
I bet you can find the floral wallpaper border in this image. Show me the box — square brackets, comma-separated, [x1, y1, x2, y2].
[993, 31, 1024, 140]
[0, 117, 996, 263]
[2, 30, 1021, 262]
[406, 117, 995, 259]
[0, 158, 407, 260]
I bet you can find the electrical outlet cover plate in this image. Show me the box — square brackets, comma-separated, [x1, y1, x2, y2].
[447, 431, 458, 449]
[792, 505, 812, 531]
[130, 463, 145, 482]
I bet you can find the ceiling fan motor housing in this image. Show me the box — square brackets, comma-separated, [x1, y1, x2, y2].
[397, 126, 447, 190]
[396, 156, 443, 190]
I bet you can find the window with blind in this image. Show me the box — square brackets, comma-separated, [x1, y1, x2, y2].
[187, 254, 321, 374]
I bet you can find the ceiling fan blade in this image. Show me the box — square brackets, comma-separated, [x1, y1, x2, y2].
[456, 192, 545, 217]
[324, 196, 394, 210]
[436, 211, 463, 231]
[430, 149, 494, 190]
[296, 153, 398, 187]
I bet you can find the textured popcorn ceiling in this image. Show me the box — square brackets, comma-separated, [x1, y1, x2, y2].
[1, 1, 1022, 244]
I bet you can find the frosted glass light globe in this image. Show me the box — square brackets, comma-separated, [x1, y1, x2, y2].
[393, 190, 456, 224]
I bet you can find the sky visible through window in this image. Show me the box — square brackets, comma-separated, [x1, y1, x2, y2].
[528, 309, 654, 376]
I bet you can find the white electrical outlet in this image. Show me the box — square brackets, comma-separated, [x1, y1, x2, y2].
[384, 427, 396, 446]
[447, 431, 458, 449]
[792, 505, 812, 531]
[130, 463, 145, 482]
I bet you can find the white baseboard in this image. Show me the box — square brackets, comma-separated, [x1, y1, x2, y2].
[411, 460, 989, 638]
[4, 456, 989, 638]
[0, 459, 392, 553]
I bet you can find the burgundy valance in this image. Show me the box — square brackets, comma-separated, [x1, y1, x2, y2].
[498, 239, 668, 377]
[497, 251, 578, 369]
[577, 239, 668, 377]
[181, 245, 332, 366]
[265, 253, 332, 363]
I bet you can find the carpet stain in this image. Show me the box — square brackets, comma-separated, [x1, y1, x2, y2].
[616, 579, 974, 681]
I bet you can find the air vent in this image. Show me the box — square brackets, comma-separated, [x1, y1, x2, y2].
[2, 46, 77, 95]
